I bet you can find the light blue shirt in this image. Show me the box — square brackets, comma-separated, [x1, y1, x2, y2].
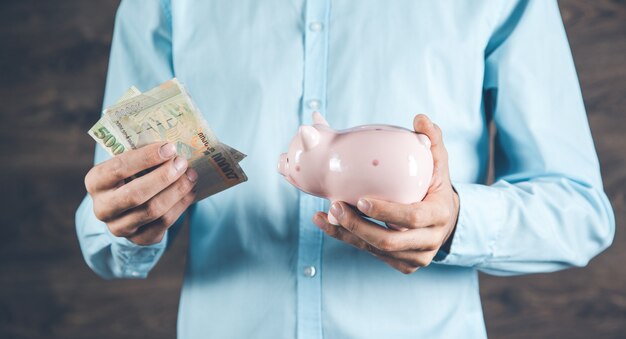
[76, 1, 615, 338]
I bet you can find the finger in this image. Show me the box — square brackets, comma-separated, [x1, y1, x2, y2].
[106, 168, 197, 236]
[373, 253, 419, 275]
[330, 201, 442, 252]
[413, 114, 446, 160]
[384, 249, 438, 268]
[86, 142, 177, 192]
[128, 190, 196, 246]
[313, 212, 373, 251]
[413, 115, 450, 193]
[357, 198, 444, 229]
[313, 213, 419, 274]
[95, 157, 190, 221]
[385, 223, 409, 231]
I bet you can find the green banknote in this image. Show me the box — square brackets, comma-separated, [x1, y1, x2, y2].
[88, 79, 248, 200]
[88, 87, 140, 156]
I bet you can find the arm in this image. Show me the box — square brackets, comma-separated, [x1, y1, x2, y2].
[75, 0, 179, 279]
[312, 0, 615, 276]
[438, 0, 614, 275]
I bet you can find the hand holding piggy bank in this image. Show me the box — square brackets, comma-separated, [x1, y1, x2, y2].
[278, 112, 433, 225]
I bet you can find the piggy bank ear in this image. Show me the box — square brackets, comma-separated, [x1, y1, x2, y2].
[312, 111, 329, 126]
[299, 126, 320, 151]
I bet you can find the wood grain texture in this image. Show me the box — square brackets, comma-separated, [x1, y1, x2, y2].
[0, 1, 624, 338]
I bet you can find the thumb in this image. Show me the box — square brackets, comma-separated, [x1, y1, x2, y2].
[413, 114, 448, 165]
[413, 114, 450, 191]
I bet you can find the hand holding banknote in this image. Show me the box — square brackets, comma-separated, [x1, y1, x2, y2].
[85, 142, 197, 245]
[85, 79, 248, 244]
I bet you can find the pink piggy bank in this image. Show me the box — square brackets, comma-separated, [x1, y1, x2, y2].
[278, 112, 433, 225]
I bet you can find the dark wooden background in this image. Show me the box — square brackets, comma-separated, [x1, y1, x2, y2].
[0, 1, 624, 338]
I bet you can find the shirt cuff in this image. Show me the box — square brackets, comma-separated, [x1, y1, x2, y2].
[433, 182, 506, 267]
[108, 229, 168, 278]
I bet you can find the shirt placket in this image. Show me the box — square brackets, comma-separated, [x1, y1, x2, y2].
[297, 1, 331, 339]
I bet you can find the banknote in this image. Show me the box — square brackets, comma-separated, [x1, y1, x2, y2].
[91, 86, 246, 162]
[88, 79, 248, 200]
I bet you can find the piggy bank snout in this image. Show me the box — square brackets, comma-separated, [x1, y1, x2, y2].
[278, 153, 289, 176]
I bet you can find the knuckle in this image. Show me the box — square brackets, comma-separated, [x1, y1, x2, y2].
[110, 157, 127, 180]
[367, 203, 381, 217]
[413, 254, 433, 267]
[401, 266, 418, 275]
[433, 123, 442, 134]
[93, 203, 107, 222]
[423, 241, 439, 251]
[158, 213, 177, 228]
[143, 200, 165, 222]
[108, 224, 131, 238]
[407, 209, 421, 226]
[182, 192, 196, 205]
[108, 226, 123, 237]
[120, 186, 142, 207]
[325, 224, 339, 237]
[177, 177, 192, 196]
[377, 237, 397, 252]
[143, 147, 162, 167]
[183, 192, 196, 205]
[356, 241, 368, 251]
[366, 243, 383, 256]
[430, 236, 443, 250]
[84, 168, 97, 193]
[159, 166, 175, 184]
[335, 226, 351, 241]
[439, 208, 451, 223]
[344, 215, 359, 233]
[358, 241, 373, 252]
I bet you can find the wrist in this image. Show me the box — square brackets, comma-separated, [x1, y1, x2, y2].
[440, 188, 460, 253]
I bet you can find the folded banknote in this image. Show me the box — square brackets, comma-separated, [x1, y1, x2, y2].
[88, 79, 248, 200]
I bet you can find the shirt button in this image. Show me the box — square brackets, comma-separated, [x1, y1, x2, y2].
[303, 265, 317, 278]
[308, 99, 321, 110]
[309, 22, 323, 32]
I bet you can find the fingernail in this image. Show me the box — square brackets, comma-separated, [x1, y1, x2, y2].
[186, 168, 198, 182]
[174, 157, 187, 172]
[330, 203, 343, 221]
[357, 199, 371, 213]
[160, 143, 177, 159]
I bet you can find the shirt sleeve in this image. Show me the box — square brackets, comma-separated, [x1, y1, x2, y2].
[75, 0, 176, 279]
[434, 0, 615, 276]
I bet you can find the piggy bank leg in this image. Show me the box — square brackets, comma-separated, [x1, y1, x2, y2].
[327, 202, 339, 225]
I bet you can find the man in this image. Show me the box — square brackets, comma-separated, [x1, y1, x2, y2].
[76, 1, 615, 338]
